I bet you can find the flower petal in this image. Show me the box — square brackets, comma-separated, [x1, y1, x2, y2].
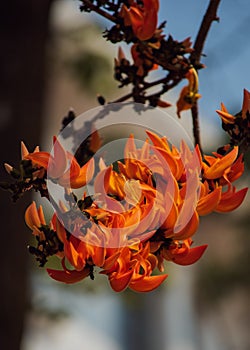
[109, 270, 133, 292]
[47, 266, 90, 284]
[216, 187, 248, 212]
[102, 251, 121, 270]
[171, 245, 208, 266]
[25, 202, 41, 230]
[129, 274, 168, 292]
[197, 187, 221, 215]
[172, 210, 199, 240]
[71, 158, 95, 188]
[49, 137, 67, 178]
[216, 104, 235, 124]
[204, 147, 238, 180]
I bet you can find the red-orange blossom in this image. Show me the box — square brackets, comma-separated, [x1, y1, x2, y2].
[23, 126, 247, 292]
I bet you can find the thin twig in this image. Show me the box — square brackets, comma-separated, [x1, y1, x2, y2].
[111, 91, 133, 103]
[110, 75, 183, 104]
[190, 0, 221, 152]
[81, 0, 118, 23]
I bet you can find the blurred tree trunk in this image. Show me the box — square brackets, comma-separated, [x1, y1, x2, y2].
[0, 1, 52, 348]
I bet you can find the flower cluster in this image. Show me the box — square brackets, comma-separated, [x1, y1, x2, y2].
[1, 1, 249, 294]
[82, 0, 198, 111]
[4, 115, 246, 292]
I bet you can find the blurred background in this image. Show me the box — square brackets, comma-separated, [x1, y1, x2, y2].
[0, 1, 249, 349]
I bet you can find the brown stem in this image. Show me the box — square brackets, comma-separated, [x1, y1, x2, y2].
[110, 75, 183, 104]
[81, 0, 118, 23]
[111, 91, 133, 103]
[191, 103, 203, 154]
[190, 0, 221, 66]
[189, 0, 221, 152]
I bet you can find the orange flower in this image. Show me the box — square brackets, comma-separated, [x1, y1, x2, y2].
[26, 136, 67, 178]
[216, 102, 235, 124]
[215, 185, 248, 213]
[58, 154, 94, 189]
[26, 137, 94, 189]
[162, 239, 208, 266]
[94, 165, 126, 200]
[102, 242, 167, 292]
[47, 258, 92, 284]
[120, 0, 159, 41]
[203, 146, 239, 180]
[46, 217, 122, 284]
[200, 145, 248, 213]
[197, 183, 222, 216]
[216, 89, 250, 123]
[176, 68, 201, 118]
[25, 202, 65, 263]
[219, 154, 244, 185]
[25, 201, 46, 239]
[202, 146, 246, 188]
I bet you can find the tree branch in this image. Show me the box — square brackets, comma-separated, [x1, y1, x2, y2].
[190, 0, 221, 152]
[80, 0, 118, 23]
[81, 0, 221, 155]
[190, 0, 221, 66]
[110, 75, 183, 104]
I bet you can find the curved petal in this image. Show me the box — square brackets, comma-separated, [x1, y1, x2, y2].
[47, 266, 90, 284]
[102, 251, 121, 270]
[124, 134, 137, 159]
[160, 194, 178, 230]
[64, 240, 86, 271]
[25, 202, 41, 230]
[172, 210, 199, 240]
[146, 130, 169, 151]
[55, 217, 67, 243]
[170, 245, 208, 266]
[197, 187, 221, 215]
[92, 245, 105, 267]
[109, 270, 133, 292]
[129, 274, 167, 292]
[216, 107, 235, 124]
[59, 158, 95, 189]
[71, 158, 95, 188]
[50, 137, 67, 178]
[216, 187, 248, 212]
[204, 147, 238, 180]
